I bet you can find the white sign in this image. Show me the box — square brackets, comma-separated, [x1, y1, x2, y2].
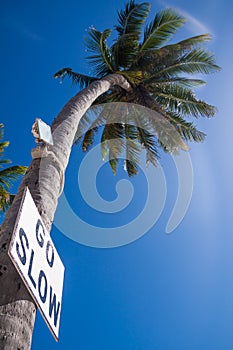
[37, 119, 53, 145]
[9, 187, 64, 341]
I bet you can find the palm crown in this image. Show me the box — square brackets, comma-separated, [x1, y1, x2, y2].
[54, 0, 220, 176]
[0, 124, 27, 212]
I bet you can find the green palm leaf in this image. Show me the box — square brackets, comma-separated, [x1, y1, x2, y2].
[81, 128, 98, 152]
[0, 124, 10, 160]
[126, 106, 160, 166]
[148, 77, 206, 88]
[124, 124, 141, 176]
[152, 85, 216, 117]
[0, 159, 11, 167]
[0, 141, 10, 152]
[54, 68, 97, 88]
[137, 34, 212, 72]
[113, 1, 150, 69]
[141, 34, 211, 57]
[165, 113, 206, 142]
[101, 123, 125, 174]
[115, 0, 150, 37]
[0, 188, 15, 213]
[112, 34, 139, 69]
[0, 124, 4, 139]
[147, 112, 188, 153]
[76, 103, 127, 152]
[137, 126, 159, 166]
[164, 33, 211, 51]
[0, 124, 27, 212]
[0, 166, 27, 189]
[150, 49, 220, 78]
[85, 27, 115, 76]
[141, 8, 185, 51]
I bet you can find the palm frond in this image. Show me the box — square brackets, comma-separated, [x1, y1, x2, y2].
[137, 126, 159, 166]
[126, 107, 160, 166]
[54, 67, 72, 80]
[0, 159, 11, 167]
[166, 33, 211, 51]
[0, 124, 4, 140]
[115, 0, 150, 37]
[0, 126, 10, 159]
[76, 102, 126, 148]
[54, 68, 97, 88]
[137, 34, 212, 71]
[101, 123, 125, 174]
[152, 85, 216, 117]
[0, 124, 26, 213]
[0, 165, 27, 189]
[124, 124, 141, 176]
[85, 27, 115, 76]
[147, 77, 206, 88]
[112, 34, 139, 69]
[81, 128, 98, 152]
[141, 8, 185, 51]
[165, 113, 206, 142]
[113, 1, 150, 69]
[150, 34, 211, 56]
[150, 49, 220, 78]
[0, 141, 10, 152]
[124, 100, 189, 153]
[0, 188, 15, 213]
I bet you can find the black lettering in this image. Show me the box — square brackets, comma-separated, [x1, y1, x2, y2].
[16, 228, 29, 265]
[28, 249, 36, 289]
[46, 241, 54, 268]
[38, 270, 47, 303]
[49, 287, 61, 327]
[36, 219, 45, 248]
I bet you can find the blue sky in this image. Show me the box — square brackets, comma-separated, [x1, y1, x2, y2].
[1, 0, 233, 349]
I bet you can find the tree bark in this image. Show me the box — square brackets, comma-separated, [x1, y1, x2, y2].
[0, 74, 131, 349]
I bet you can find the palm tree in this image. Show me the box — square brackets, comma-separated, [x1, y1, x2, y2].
[55, 1, 219, 175]
[0, 124, 27, 213]
[0, 1, 220, 348]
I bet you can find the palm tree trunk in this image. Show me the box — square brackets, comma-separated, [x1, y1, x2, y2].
[0, 74, 131, 349]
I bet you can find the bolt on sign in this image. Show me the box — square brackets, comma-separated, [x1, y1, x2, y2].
[8, 187, 65, 341]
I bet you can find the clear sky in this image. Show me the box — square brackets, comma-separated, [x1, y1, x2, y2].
[1, 0, 233, 349]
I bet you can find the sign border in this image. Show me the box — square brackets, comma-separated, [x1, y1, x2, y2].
[8, 186, 63, 342]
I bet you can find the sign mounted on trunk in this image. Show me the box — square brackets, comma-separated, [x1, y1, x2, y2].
[8, 187, 65, 341]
